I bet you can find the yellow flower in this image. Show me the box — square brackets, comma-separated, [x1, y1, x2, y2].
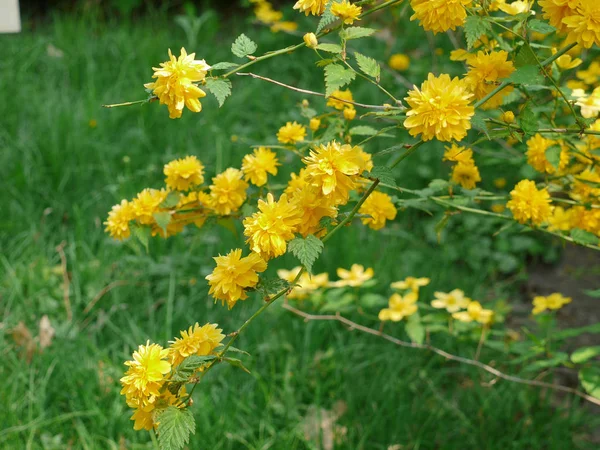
[284, 168, 310, 196]
[409, 0, 472, 34]
[289, 187, 338, 237]
[432, 289, 470, 313]
[169, 323, 225, 367]
[506, 180, 553, 225]
[208, 168, 248, 215]
[552, 47, 583, 70]
[331, 0, 362, 24]
[378, 292, 418, 321]
[105, 200, 135, 240]
[132, 188, 168, 225]
[327, 89, 354, 110]
[278, 266, 329, 300]
[388, 53, 410, 71]
[355, 146, 374, 173]
[494, 177, 507, 189]
[526, 134, 569, 174]
[532, 293, 572, 314]
[572, 168, 600, 200]
[255, 1, 283, 24]
[390, 276, 430, 293]
[572, 88, 600, 118]
[451, 161, 481, 190]
[270, 21, 298, 33]
[501, 111, 515, 124]
[570, 206, 600, 234]
[242, 147, 280, 187]
[465, 51, 515, 110]
[130, 405, 155, 431]
[144, 48, 210, 119]
[309, 117, 321, 131]
[498, 0, 531, 15]
[303, 32, 319, 48]
[333, 264, 374, 287]
[453, 301, 494, 324]
[562, 0, 600, 49]
[491, 203, 506, 213]
[443, 144, 474, 164]
[404, 73, 474, 142]
[164, 156, 205, 191]
[359, 191, 397, 230]
[277, 121, 307, 144]
[293, 0, 328, 15]
[205, 249, 267, 309]
[450, 49, 475, 63]
[120, 342, 171, 406]
[303, 140, 363, 205]
[539, 0, 578, 33]
[548, 206, 573, 231]
[243, 193, 303, 260]
[343, 107, 357, 121]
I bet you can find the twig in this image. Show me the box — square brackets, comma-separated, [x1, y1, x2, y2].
[55, 241, 72, 322]
[83, 280, 133, 314]
[282, 303, 600, 407]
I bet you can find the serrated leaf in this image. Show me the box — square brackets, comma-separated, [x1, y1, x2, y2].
[528, 19, 555, 34]
[316, 2, 335, 34]
[287, 235, 324, 274]
[545, 145, 561, 169]
[223, 357, 251, 374]
[256, 277, 290, 297]
[231, 33, 257, 58]
[170, 355, 217, 383]
[324, 64, 355, 97]
[508, 65, 544, 85]
[571, 346, 600, 364]
[316, 43, 342, 54]
[349, 125, 378, 136]
[355, 52, 380, 79]
[405, 313, 425, 345]
[131, 224, 150, 251]
[428, 179, 450, 192]
[341, 27, 376, 40]
[518, 104, 537, 135]
[210, 62, 238, 71]
[226, 347, 251, 357]
[579, 368, 600, 400]
[161, 191, 181, 209]
[369, 166, 397, 187]
[570, 228, 600, 246]
[464, 16, 491, 49]
[471, 111, 490, 139]
[205, 78, 232, 107]
[514, 44, 538, 68]
[157, 406, 195, 450]
[153, 212, 171, 238]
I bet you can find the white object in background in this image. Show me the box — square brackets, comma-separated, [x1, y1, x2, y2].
[0, 0, 21, 33]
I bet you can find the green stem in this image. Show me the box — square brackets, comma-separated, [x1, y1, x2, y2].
[389, 140, 425, 168]
[487, 118, 600, 135]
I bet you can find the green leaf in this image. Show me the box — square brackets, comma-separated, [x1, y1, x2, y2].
[464, 16, 491, 49]
[579, 368, 600, 400]
[368, 166, 397, 187]
[340, 27, 377, 40]
[471, 111, 490, 139]
[435, 214, 451, 243]
[428, 179, 450, 192]
[170, 355, 217, 383]
[156, 406, 195, 450]
[508, 65, 544, 85]
[571, 346, 600, 364]
[518, 104, 537, 135]
[256, 277, 290, 297]
[349, 125, 378, 136]
[217, 217, 238, 237]
[131, 224, 150, 251]
[570, 228, 600, 246]
[360, 293, 388, 308]
[153, 212, 171, 238]
[545, 145, 561, 169]
[324, 64, 355, 97]
[553, 323, 600, 339]
[355, 52, 380, 79]
[405, 313, 425, 345]
[528, 19, 555, 34]
[226, 347, 251, 357]
[223, 357, 251, 374]
[316, 43, 342, 54]
[584, 288, 600, 298]
[523, 352, 569, 372]
[231, 33, 257, 58]
[316, 2, 335, 34]
[287, 234, 324, 274]
[205, 78, 232, 107]
[161, 191, 181, 209]
[210, 62, 238, 71]
[514, 44, 538, 68]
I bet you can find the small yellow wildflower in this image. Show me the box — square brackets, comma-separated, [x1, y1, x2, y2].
[532, 293, 572, 314]
[168, 323, 225, 367]
[378, 292, 418, 321]
[164, 155, 205, 191]
[343, 107, 357, 121]
[309, 117, 321, 131]
[452, 301, 494, 324]
[552, 47, 583, 70]
[432, 289, 470, 313]
[144, 48, 210, 119]
[105, 200, 135, 240]
[242, 147, 280, 187]
[465, 51, 515, 110]
[451, 161, 481, 190]
[277, 121, 307, 144]
[359, 191, 397, 230]
[208, 168, 249, 215]
[293, 0, 328, 16]
[303, 32, 319, 48]
[331, 1, 362, 25]
[443, 144, 474, 164]
[390, 277, 430, 293]
[332, 264, 374, 287]
[131, 188, 168, 225]
[327, 89, 354, 111]
[506, 180, 553, 225]
[389, 53, 410, 71]
[270, 21, 298, 33]
[205, 249, 267, 309]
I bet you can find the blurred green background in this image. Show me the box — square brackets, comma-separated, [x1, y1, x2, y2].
[1, 1, 598, 449]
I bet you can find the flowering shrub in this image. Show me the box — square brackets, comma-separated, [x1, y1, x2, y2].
[105, 1, 600, 447]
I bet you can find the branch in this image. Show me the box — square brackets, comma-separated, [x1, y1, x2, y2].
[282, 303, 600, 407]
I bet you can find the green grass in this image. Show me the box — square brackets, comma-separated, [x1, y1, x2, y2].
[1, 6, 598, 450]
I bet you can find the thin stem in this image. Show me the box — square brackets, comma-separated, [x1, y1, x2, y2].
[487, 118, 600, 136]
[341, 59, 401, 105]
[389, 140, 425, 168]
[102, 99, 150, 108]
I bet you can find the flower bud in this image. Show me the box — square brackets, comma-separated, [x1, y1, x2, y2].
[309, 117, 321, 131]
[501, 111, 515, 124]
[343, 107, 356, 121]
[303, 32, 318, 49]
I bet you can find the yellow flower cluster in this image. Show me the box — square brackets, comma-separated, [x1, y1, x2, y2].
[252, 0, 298, 33]
[541, 0, 600, 48]
[409, 0, 472, 34]
[277, 266, 329, 300]
[507, 180, 553, 226]
[444, 144, 481, 190]
[331, 0, 362, 25]
[379, 275, 429, 321]
[532, 292, 572, 315]
[464, 51, 515, 110]
[120, 323, 225, 430]
[429, 287, 493, 325]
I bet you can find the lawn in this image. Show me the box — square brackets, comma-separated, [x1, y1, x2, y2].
[1, 4, 598, 449]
